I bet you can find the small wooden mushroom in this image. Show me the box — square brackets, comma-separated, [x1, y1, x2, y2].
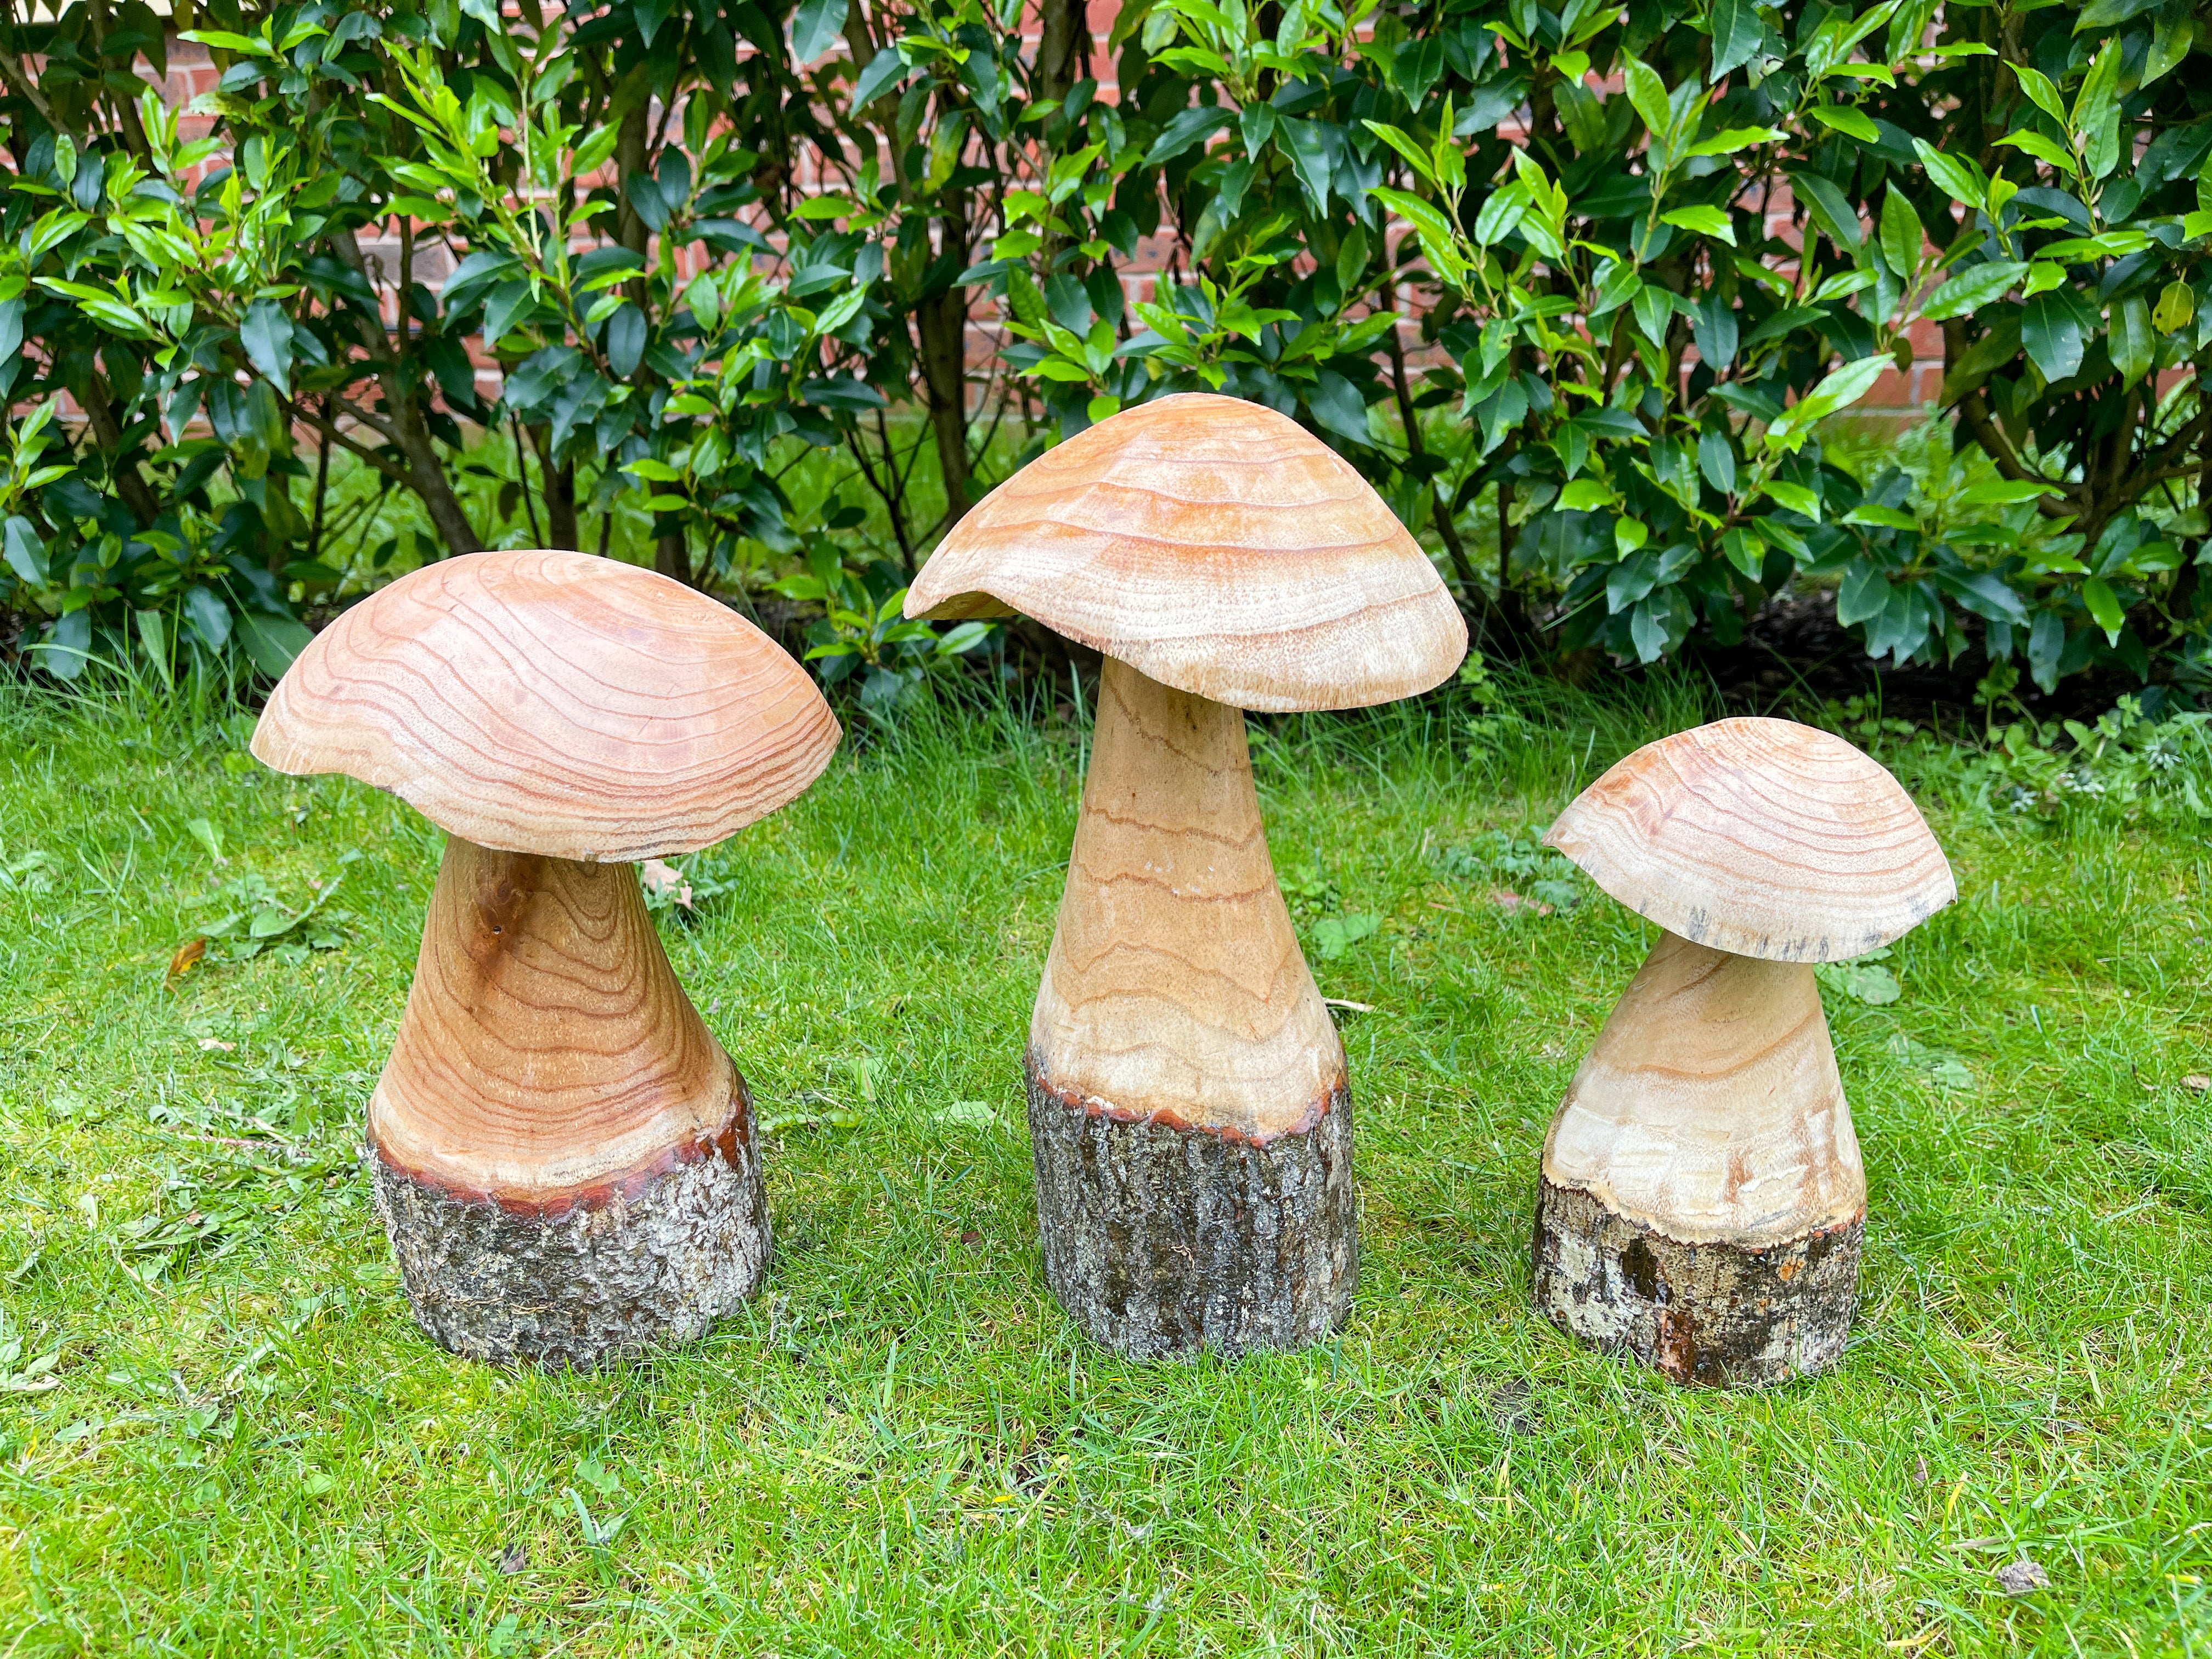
[1533, 717, 1954, 1386]
[252, 550, 840, 1366]
[906, 393, 1466, 1358]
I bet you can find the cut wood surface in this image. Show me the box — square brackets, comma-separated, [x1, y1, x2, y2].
[1543, 717, 1954, 962]
[1531, 1181, 1861, 1387]
[1029, 657, 1345, 1141]
[252, 549, 840, 862]
[904, 393, 1465, 712]
[371, 836, 741, 1206]
[1543, 930, 1864, 1248]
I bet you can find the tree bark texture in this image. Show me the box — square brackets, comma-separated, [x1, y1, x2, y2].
[1036, 0, 1091, 106]
[527, 428, 579, 551]
[654, 532, 693, 585]
[916, 278, 974, 523]
[373, 1086, 767, 1367]
[1531, 1178, 1861, 1386]
[1028, 1054, 1354, 1358]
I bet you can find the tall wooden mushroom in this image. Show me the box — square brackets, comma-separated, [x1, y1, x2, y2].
[252, 549, 840, 1365]
[1532, 717, 1954, 1386]
[906, 393, 1466, 1358]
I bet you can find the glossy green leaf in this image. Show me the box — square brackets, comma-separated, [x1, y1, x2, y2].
[1375, 185, 1460, 247]
[1721, 527, 1764, 578]
[1307, 371, 1374, 445]
[1792, 171, 1864, 253]
[1878, 190, 1924, 281]
[1767, 355, 1892, 448]
[1621, 56, 1674, 144]
[789, 0, 851, 63]
[1276, 120, 1336, 213]
[1709, 0, 1764, 82]
[1920, 259, 2027, 320]
[2110, 294, 2153, 387]
[1808, 104, 1879, 143]
[2027, 610, 2066, 691]
[2074, 40, 2123, 178]
[1697, 430, 1737, 493]
[236, 613, 312, 678]
[1560, 478, 1620, 511]
[1146, 105, 1234, 165]
[2074, 0, 2161, 31]
[2009, 64, 2069, 127]
[1688, 126, 1787, 156]
[1836, 559, 1893, 626]
[1628, 600, 1669, 663]
[1996, 129, 2078, 176]
[2022, 290, 2086, 381]
[1605, 549, 1657, 610]
[1662, 205, 1735, 245]
[181, 585, 231, 651]
[1957, 478, 2063, 506]
[2145, 5, 2196, 81]
[1912, 138, 1987, 211]
[2, 516, 43, 588]
[2082, 576, 2125, 643]
[1632, 284, 1678, 345]
[239, 301, 294, 398]
[1761, 480, 1822, 521]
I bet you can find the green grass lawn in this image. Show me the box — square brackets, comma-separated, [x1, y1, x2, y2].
[0, 679, 2207, 1656]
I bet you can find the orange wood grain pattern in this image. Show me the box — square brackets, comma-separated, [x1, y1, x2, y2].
[253, 550, 841, 862]
[1544, 930, 1865, 1246]
[1543, 717, 1954, 962]
[1029, 657, 1344, 1141]
[905, 393, 1466, 713]
[370, 836, 739, 1207]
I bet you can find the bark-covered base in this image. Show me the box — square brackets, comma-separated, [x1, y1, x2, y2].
[370, 1096, 769, 1369]
[1531, 1177, 1861, 1387]
[1026, 1056, 1356, 1359]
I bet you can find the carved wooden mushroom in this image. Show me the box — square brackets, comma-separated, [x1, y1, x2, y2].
[1532, 717, 1954, 1386]
[906, 393, 1466, 1358]
[251, 550, 840, 1366]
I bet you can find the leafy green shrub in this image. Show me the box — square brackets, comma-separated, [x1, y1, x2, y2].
[769, 538, 996, 719]
[1, 0, 882, 685]
[984, 0, 2212, 690]
[5, 0, 2211, 701]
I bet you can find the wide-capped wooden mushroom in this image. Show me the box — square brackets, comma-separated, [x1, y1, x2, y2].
[253, 549, 840, 1366]
[1533, 717, 1955, 1386]
[906, 393, 1466, 1358]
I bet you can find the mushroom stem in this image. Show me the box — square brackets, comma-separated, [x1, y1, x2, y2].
[1531, 929, 1866, 1386]
[368, 836, 766, 1366]
[1025, 657, 1355, 1357]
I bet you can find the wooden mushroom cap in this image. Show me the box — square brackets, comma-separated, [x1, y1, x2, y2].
[903, 393, 1466, 712]
[252, 550, 840, 862]
[1542, 718, 1955, 962]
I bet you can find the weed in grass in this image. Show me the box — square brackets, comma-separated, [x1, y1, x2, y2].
[0, 675, 2205, 1654]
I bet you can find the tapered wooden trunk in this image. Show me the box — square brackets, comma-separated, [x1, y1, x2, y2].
[1530, 931, 1865, 1386]
[369, 837, 768, 1367]
[1026, 659, 1356, 1357]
